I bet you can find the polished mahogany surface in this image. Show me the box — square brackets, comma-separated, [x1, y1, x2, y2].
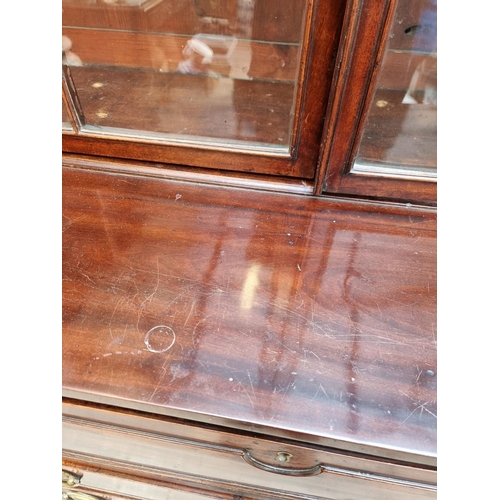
[62, 166, 436, 464]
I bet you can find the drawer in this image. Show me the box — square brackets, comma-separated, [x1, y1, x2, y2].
[63, 402, 436, 500]
[62, 467, 246, 500]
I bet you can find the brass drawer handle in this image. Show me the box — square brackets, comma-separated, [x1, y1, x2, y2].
[243, 450, 321, 476]
[63, 470, 106, 500]
[62, 470, 81, 487]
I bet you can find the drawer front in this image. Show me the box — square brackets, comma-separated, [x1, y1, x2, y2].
[63, 412, 436, 500]
[63, 467, 243, 500]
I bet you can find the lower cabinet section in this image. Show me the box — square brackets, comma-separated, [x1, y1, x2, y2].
[62, 403, 436, 500]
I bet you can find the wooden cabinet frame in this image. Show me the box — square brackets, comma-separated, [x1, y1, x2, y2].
[62, 4, 437, 496]
[63, 0, 347, 180]
[316, 0, 437, 206]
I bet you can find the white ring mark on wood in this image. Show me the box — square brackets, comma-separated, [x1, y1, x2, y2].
[144, 325, 176, 353]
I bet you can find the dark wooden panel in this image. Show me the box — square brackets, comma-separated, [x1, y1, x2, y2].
[62, 166, 437, 464]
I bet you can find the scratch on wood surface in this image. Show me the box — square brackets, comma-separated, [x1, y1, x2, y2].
[311, 383, 329, 402]
[80, 272, 96, 284]
[139, 255, 160, 308]
[129, 265, 203, 286]
[235, 379, 255, 410]
[62, 214, 88, 231]
[108, 296, 126, 340]
[183, 300, 196, 327]
[431, 322, 437, 345]
[273, 337, 297, 355]
[95, 349, 144, 361]
[273, 302, 334, 338]
[335, 334, 415, 345]
[415, 366, 423, 387]
[106, 333, 125, 350]
[191, 315, 214, 347]
[148, 356, 171, 401]
[400, 391, 437, 423]
[247, 370, 256, 401]
[300, 348, 321, 369]
[402, 401, 436, 423]
[165, 289, 190, 309]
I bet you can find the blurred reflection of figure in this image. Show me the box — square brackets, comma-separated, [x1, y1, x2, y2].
[62, 35, 82, 66]
[177, 0, 255, 79]
[177, 37, 215, 74]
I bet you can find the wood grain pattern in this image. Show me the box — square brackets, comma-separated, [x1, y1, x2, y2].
[62, 166, 437, 465]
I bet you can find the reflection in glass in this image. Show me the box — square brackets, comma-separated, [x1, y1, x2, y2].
[354, 0, 437, 177]
[62, 0, 307, 151]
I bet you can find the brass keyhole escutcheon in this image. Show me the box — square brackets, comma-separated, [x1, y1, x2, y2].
[276, 451, 292, 463]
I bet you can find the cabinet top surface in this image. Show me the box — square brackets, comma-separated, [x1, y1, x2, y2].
[62, 167, 437, 463]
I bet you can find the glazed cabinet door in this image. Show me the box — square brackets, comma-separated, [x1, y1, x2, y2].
[62, 0, 346, 180]
[318, 0, 437, 205]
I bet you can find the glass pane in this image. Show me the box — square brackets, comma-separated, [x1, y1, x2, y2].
[354, 0, 437, 178]
[62, 0, 307, 152]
